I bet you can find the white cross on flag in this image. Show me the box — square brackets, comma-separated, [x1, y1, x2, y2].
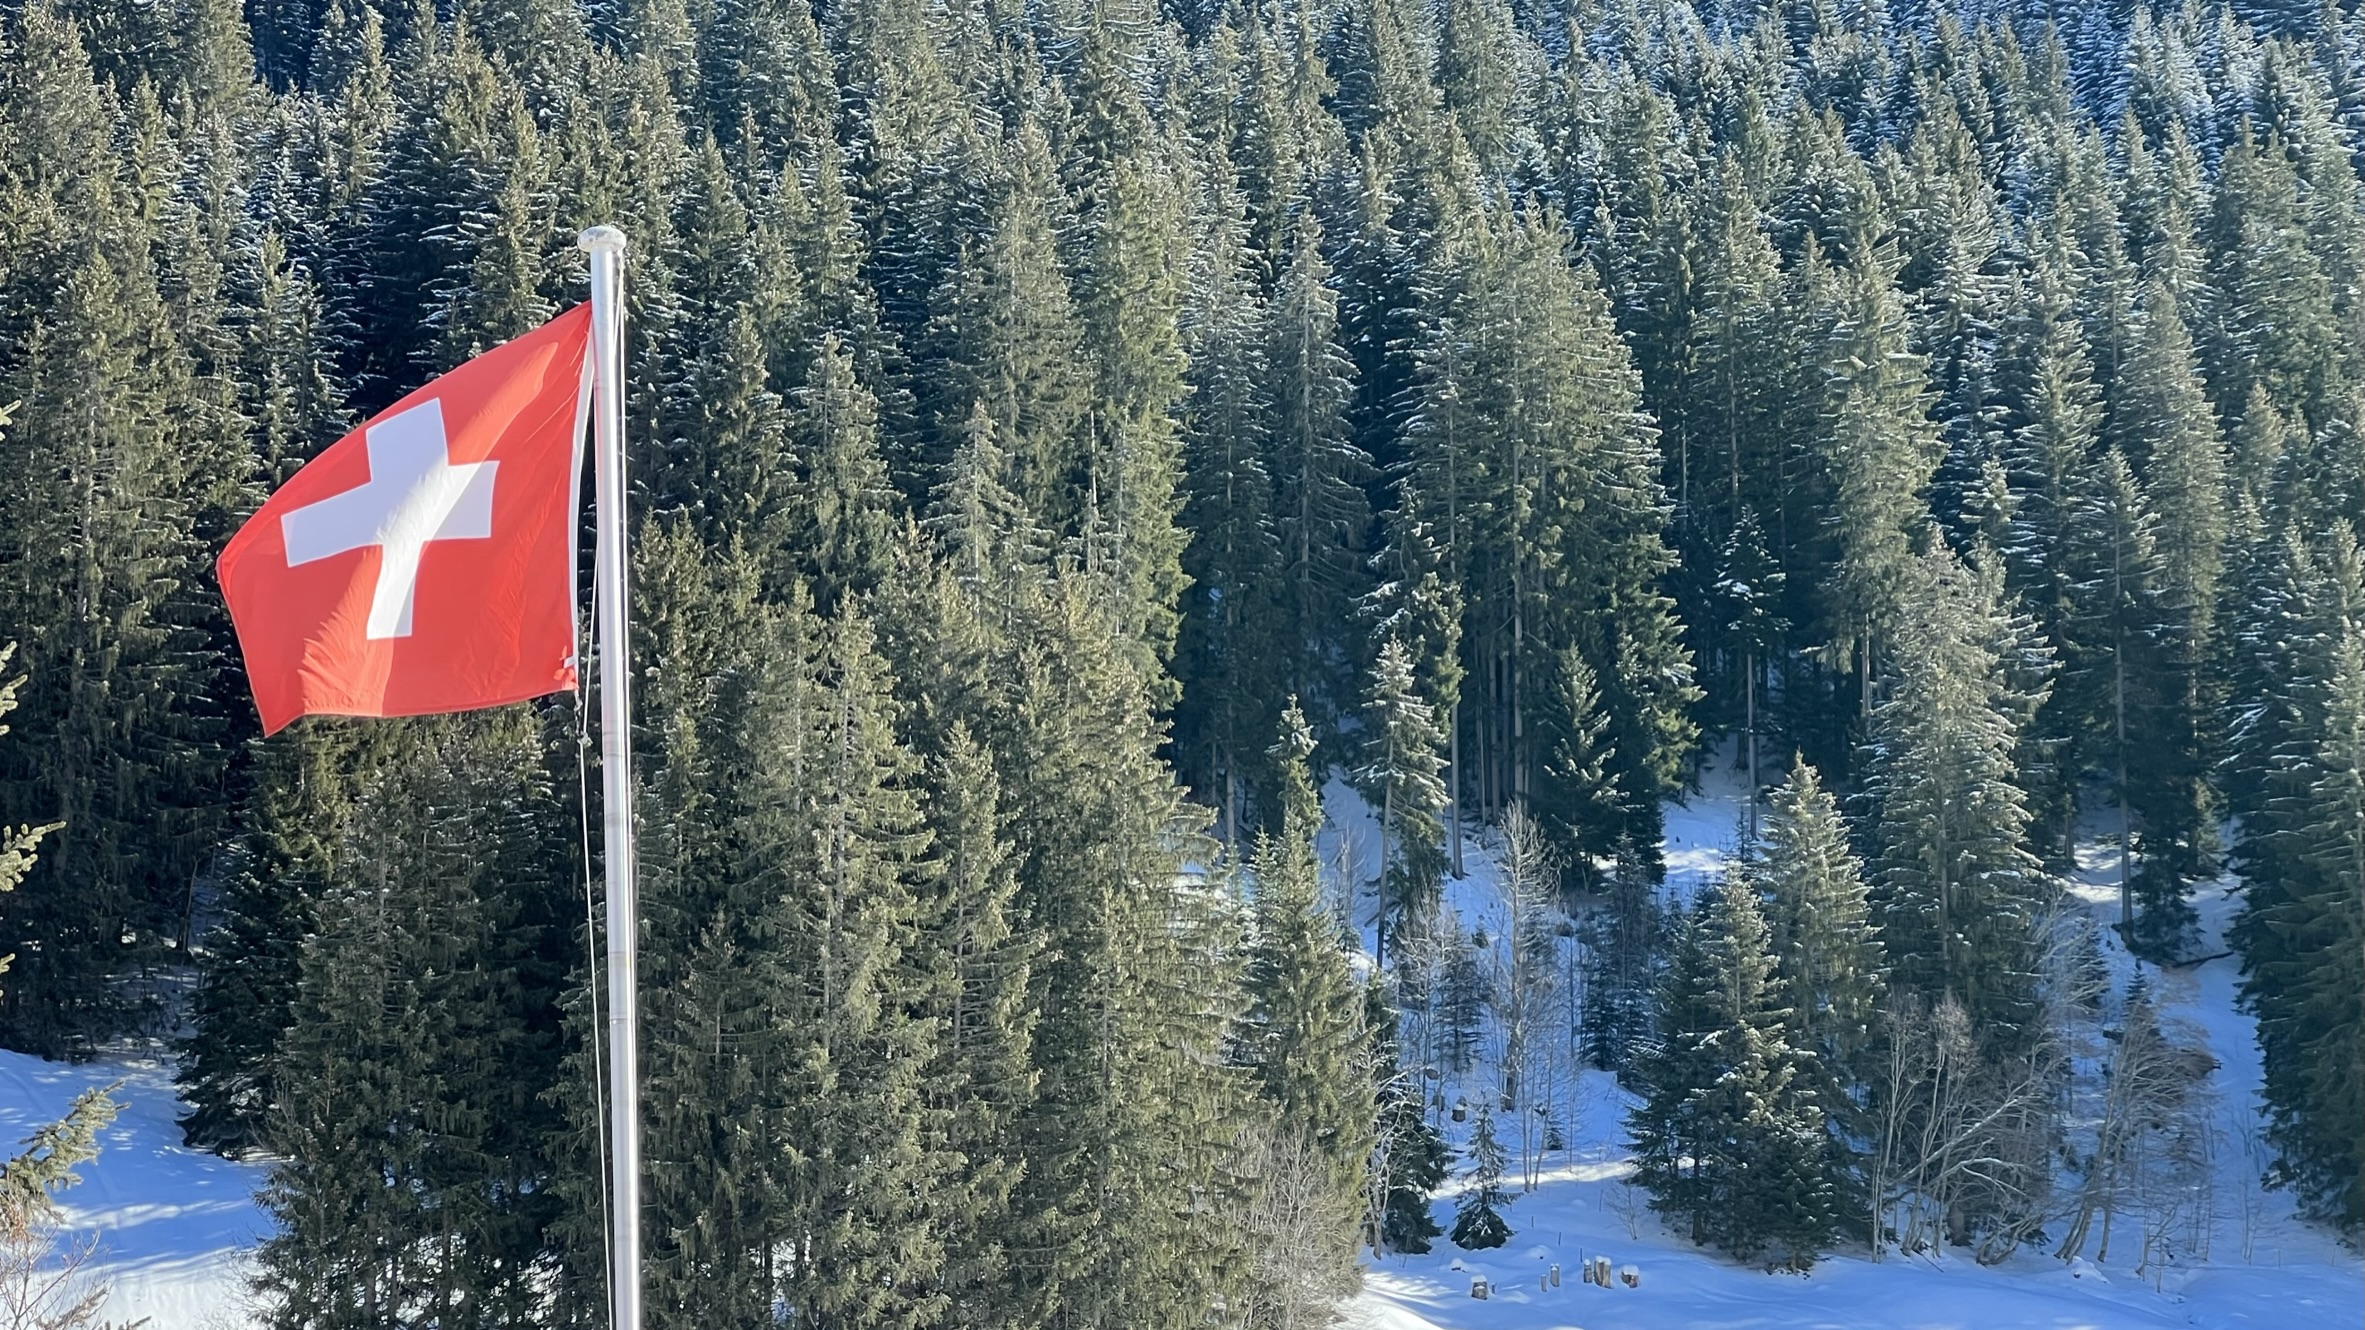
[218, 305, 593, 733]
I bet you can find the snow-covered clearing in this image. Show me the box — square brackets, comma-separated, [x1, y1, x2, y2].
[0, 1042, 262, 1327]
[1341, 743, 2361, 1330]
[2, 741, 2356, 1328]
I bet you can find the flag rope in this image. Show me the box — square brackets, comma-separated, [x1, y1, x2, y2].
[575, 683, 614, 1325]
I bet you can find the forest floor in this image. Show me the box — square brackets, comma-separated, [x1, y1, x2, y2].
[2, 742, 2359, 1328]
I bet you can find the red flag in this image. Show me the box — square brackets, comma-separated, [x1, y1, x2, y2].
[220, 305, 593, 735]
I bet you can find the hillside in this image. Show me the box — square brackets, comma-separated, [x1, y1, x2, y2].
[1327, 748, 2362, 1330]
[9, 746, 2356, 1329]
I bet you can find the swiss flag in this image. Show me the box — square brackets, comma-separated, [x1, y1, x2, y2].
[220, 305, 593, 735]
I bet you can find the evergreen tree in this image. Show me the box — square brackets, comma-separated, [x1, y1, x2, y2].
[2233, 525, 2365, 1232]
[792, 335, 899, 611]
[1865, 548, 2055, 1053]
[1174, 161, 1285, 842]
[1758, 759, 1885, 1102]
[2059, 448, 2182, 949]
[1449, 1103, 1513, 1250]
[1356, 640, 1450, 963]
[1415, 205, 1696, 870]
[1265, 216, 1371, 717]
[1242, 701, 1374, 1294]
[0, 622, 117, 1281]
[2113, 284, 2228, 931]
[1629, 874, 1839, 1268]
[1815, 244, 1947, 723]
[911, 724, 1040, 1324]
[1579, 843, 1663, 1077]
[0, 115, 238, 1052]
[257, 715, 570, 1330]
[1367, 979, 1447, 1256]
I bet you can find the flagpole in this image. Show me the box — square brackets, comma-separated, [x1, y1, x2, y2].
[579, 224, 641, 1330]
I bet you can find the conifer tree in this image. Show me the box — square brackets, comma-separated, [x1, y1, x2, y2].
[0, 634, 60, 1009]
[1683, 166, 1789, 551]
[1175, 163, 1285, 841]
[792, 335, 900, 611]
[1629, 874, 1838, 1268]
[1242, 701, 1374, 1292]
[1866, 548, 2055, 1052]
[1449, 1103, 1513, 1250]
[2233, 525, 2365, 1231]
[913, 726, 1041, 1323]
[257, 714, 570, 1330]
[1368, 979, 1447, 1256]
[0, 617, 120, 1277]
[1416, 205, 1695, 868]
[1815, 244, 1947, 723]
[2204, 126, 2347, 432]
[769, 607, 945, 1328]
[2113, 279, 2228, 940]
[1266, 216, 1371, 718]
[1758, 759, 1885, 1102]
[1356, 640, 1449, 962]
[923, 122, 1091, 516]
[0, 133, 235, 1053]
[1580, 843, 1663, 1077]
[1998, 263, 2106, 864]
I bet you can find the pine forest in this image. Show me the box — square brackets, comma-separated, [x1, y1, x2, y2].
[0, 0, 2360, 1326]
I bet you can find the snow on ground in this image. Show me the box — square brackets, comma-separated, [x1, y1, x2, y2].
[4, 741, 2357, 1328]
[1344, 743, 2363, 1330]
[0, 1042, 263, 1327]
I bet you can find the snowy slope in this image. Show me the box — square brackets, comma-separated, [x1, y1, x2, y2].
[1343, 743, 2363, 1330]
[0, 1043, 264, 1327]
[6, 741, 2358, 1329]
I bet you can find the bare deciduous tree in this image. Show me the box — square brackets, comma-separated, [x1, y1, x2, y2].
[1237, 1122, 1358, 1330]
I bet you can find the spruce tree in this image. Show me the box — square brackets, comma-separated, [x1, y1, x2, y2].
[1758, 759, 1885, 1103]
[1629, 874, 1838, 1268]
[792, 335, 899, 611]
[1865, 548, 2055, 1052]
[1355, 639, 1449, 963]
[1368, 979, 1448, 1256]
[1815, 243, 1947, 723]
[2233, 525, 2365, 1232]
[1579, 844, 1663, 1077]
[2114, 284, 2228, 930]
[1265, 216, 1371, 717]
[911, 724, 1041, 1324]
[1244, 700, 1377, 1249]
[257, 714, 570, 1330]
[1449, 1102, 1513, 1250]
[0, 145, 236, 1053]
[1174, 160, 1285, 842]
[0, 622, 119, 1256]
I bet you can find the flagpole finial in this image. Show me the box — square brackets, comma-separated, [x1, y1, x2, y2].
[578, 225, 628, 254]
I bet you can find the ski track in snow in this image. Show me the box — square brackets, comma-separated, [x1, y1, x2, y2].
[3, 741, 2357, 1328]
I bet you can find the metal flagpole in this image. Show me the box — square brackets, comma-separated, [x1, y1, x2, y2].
[579, 224, 641, 1330]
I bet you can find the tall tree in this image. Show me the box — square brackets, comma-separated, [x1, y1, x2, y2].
[1629, 874, 1840, 1269]
[1265, 216, 1371, 718]
[1758, 759, 1885, 1104]
[1242, 701, 1375, 1297]
[1865, 548, 2055, 1053]
[1356, 640, 1449, 963]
